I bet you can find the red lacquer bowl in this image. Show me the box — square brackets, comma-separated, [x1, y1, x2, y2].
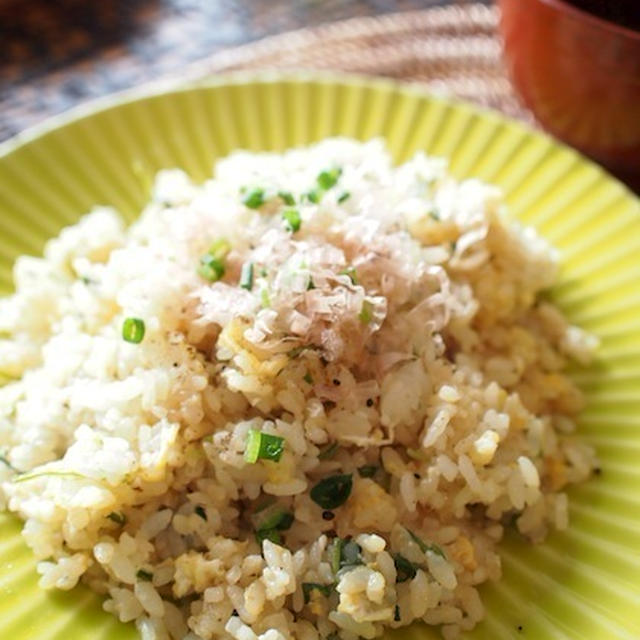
[498, 0, 640, 190]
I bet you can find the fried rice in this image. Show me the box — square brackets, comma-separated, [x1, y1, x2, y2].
[0, 138, 598, 640]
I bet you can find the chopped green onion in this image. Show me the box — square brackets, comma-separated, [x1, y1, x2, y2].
[393, 553, 418, 583]
[428, 209, 441, 221]
[107, 511, 127, 525]
[359, 300, 373, 324]
[338, 266, 358, 285]
[307, 277, 315, 290]
[252, 495, 277, 514]
[302, 582, 333, 604]
[194, 506, 207, 521]
[317, 167, 342, 190]
[340, 540, 363, 568]
[329, 538, 343, 574]
[198, 254, 225, 282]
[255, 506, 294, 532]
[278, 191, 295, 206]
[305, 189, 322, 204]
[244, 430, 285, 464]
[242, 188, 266, 209]
[288, 345, 305, 358]
[256, 528, 282, 545]
[260, 287, 271, 308]
[337, 191, 351, 204]
[406, 528, 446, 559]
[259, 267, 268, 277]
[282, 208, 301, 233]
[122, 317, 145, 344]
[136, 569, 153, 582]
[310, 474, 353, 509]
[303, 372, 313, 384]
[240, 262, 254, 291]
[208, 238, 231, 260]
[317, 441, 339, 460]
[357, 465, 378, 478]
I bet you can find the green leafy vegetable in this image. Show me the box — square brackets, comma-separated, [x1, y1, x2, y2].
[340, 539, 362, 567]
[122, 317, 145, 344]
[244, 430, 285, 464]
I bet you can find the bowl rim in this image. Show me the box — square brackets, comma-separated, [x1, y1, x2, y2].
[527, 0, 640, 42]
[0, 69, 637, 206]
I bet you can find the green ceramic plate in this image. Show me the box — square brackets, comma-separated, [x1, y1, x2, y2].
[0, 74, 639, 640]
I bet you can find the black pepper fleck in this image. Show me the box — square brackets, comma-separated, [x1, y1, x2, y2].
[366, 398, 374, 407]
[413, 473, 420, 479]
[594, 467, 602, 475]
[517, 625, 523, 632]
[232, 609, 239, 617]
[332, 378, 341, 386]
[322, 510, 335, 521]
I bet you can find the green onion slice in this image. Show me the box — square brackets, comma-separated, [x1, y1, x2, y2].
[317, 167, 342, 190]
[310, 474, 353, 509]
[338, 266, 358, 285]
[317, 441, 339, 460]
[359, 300, 373, 324]
[239, 262, 254, 291]
[136, 569, 153, 582]
[255, 505, 294, 532]
[198, 253, 225, 282]
[393, 553, 418, 583]
[244, 430, 285, 463]
[282, 208, 301, 233]
[406, 528, 446, 559]
[357, 465, 378, 478]
[242, 188, 265, 209]
[337, 191, 351, 204]
[278, 191, 295, 206]
[122, 317, 145, 344]
[256, 528, 282, 545]
[107, 511, 127, 525]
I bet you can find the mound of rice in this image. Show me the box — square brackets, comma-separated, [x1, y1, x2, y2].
[0, 139, 597, 640]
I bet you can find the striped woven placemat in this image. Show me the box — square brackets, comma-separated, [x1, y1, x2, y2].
[179, 4, 532, 125]
[1, 3, 534, 141]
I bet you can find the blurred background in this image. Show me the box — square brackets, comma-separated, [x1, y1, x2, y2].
[0, 0, 493, 140]
[1, 0, 638, 190]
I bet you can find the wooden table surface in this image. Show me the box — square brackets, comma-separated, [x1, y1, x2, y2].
[0, 0, 491, 142]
